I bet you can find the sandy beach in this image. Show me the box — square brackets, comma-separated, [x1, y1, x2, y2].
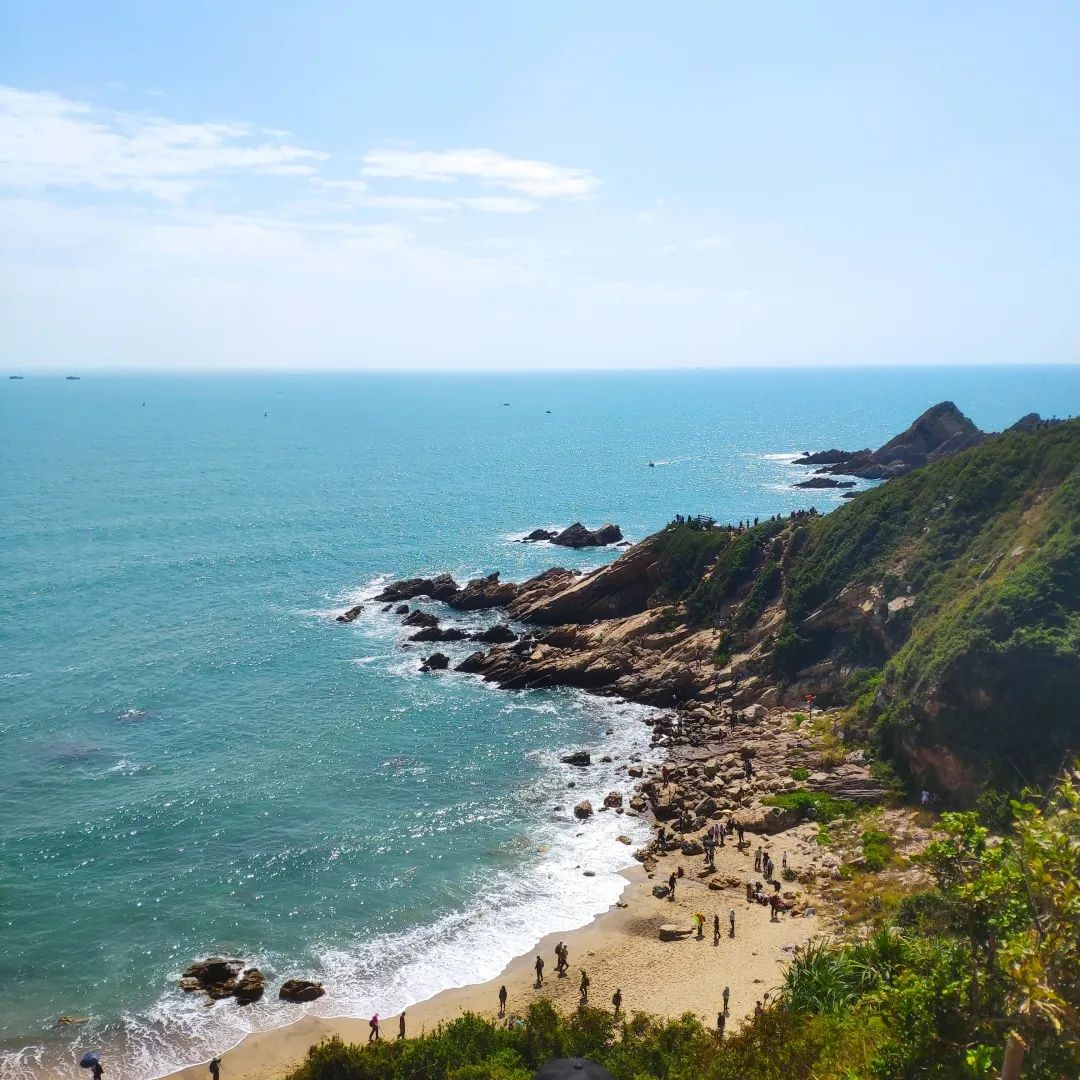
[164, 822, 827, 1080]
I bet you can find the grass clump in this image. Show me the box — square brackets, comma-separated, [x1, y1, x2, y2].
[764, 789, 857, 822]
[859, 828, 892, 872]
[791, 766, 810, 781]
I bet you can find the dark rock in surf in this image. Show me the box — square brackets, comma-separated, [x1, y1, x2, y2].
[446, 572, 519, 611]
[420, 652, 450, 672]
[473, 623, 517, 644]
[278, 979, 325, 1003]
[336, 605, 365, 623]
[408, 626, 468, 642]
[551, 522, 623, 548]
[795, 477, 856, 489]
[523, 529, 557, 542]
[560, 751, 592, 767]
[402, 610, 439, 628]
[375, 575, 460, 604]
[232, 968, 266, 1004]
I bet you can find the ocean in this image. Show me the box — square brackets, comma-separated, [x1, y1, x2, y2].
[2, 366, 1078, 1079]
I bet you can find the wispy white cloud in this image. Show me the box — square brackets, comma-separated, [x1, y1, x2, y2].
[0, 85, 327, 200]
[693, 235, 731, 250]
[361, 147, 599, 198]
[315, 179, 537, 214]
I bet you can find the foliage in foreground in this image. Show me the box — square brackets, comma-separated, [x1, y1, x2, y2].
[286, 773, 1080, 1080]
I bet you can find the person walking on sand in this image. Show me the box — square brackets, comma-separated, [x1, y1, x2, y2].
[754, 846, 762, 872]
[535, 956, 545, 986]
[208, 1059, 220, 1080]
[398, 1012, 406, 1040]
[713, 913, 721, 945]
[92, 1063, 104, 1080]
[716, 1010, 726, 1039]
[555, 940, 565, 974]
[668, 870, 677, 900]
[728, 908, 736, 937]
[368, 1014, 380, 1042]
[769, 893, 780, 922]
[612, 988, 622, 1018]
[579, 970, 590, 1003]
[498, 984, 507, 1016]
[722, 985, 730, 1015]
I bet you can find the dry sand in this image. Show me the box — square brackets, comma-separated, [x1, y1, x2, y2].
[164, 823, 828, 1080]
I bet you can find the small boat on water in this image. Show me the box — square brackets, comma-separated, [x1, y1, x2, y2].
[65, 375, 81, 380]
[8, 374, 23, 379]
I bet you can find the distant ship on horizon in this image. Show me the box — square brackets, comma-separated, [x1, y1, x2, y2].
[65, 375, 81, 380]
[8, 374, 23, 379]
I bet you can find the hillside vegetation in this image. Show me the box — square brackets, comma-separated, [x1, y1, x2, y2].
[650, 420, 1080, 794]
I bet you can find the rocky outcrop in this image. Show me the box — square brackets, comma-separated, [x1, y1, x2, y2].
[180, 958, 242, 1000]
[375, 575, 459, 604]
[523, 529, 557, 542]
[795, 402, 987, 480]
[336, 605, 364, 623]
[420, 653, 450, 672]
[551, 523, 623, 548]
[279, 979, 325, 1003]
[795, 477, 856, 489]
[446, 573, 520, 611]
[472, 624, 517, 644]
[232, 969, 266, 1004]
[403, 610, 439, 628]
[408, 626, 468, 642]
[560, 751, 591, 766]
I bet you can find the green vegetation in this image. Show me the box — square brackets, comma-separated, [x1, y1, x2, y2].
[859, 828, 892, 872]
[655, 421, 1080, 795]
[285, 772, 1080, 1080]
[763, 789, 857, 822]
[791, 766, 810, 781]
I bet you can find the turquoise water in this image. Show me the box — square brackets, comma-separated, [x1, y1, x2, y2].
[2, 368, 1078, 1078]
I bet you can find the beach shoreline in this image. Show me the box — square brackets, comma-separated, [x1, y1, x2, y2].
[160, 823, 828, 1080]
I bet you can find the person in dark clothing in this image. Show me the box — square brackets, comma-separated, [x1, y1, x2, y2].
[91, 1064, 104, 1080]
[716, 1010, 725, 1038]
[713, 913, 721, 945]
[579, 970, 590, 1003]
[498, 984, 508, 1016]
[368, 1014, 380, 1042]
[398, 1012, 406, 1040]
[612, 989, 622, 1017]
[535, 956, 545, 986]
[208, 1059, 220, 1080]
[668, 871, 677, 899]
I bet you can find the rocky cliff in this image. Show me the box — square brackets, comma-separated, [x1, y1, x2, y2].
[369, 416, 1080, 798]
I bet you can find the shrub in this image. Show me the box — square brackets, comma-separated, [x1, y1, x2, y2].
[792, 766, 810, 781]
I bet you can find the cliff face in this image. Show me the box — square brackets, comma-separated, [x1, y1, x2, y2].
[443, 419, 1080, 796]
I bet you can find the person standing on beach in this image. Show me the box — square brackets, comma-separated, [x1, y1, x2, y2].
[612, 988, 622, 1017]
[368, 1014, 380, 1042]
[713, 913, 721, 945]
[579, 970, 590, 1003]
[782, 851, 788, 872]
[555, 940, 565, 974]
[754, 846, 762, 872]
[728, 908, 736, 937]
[498, 985, 507, 1016]
[755, 1000, 763, 1018]
[535, 956, 545, 986]
[716, 1010, 725, 1039]
[209, 1058, 220, 1080]
[668, 870, 677, 899]
[398, 1012, 406, 1040]
[722, 985, 730, 1014]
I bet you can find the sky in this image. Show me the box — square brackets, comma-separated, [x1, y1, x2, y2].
[1, 1, 1078, 372]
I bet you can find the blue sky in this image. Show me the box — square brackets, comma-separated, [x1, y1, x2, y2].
[1, 2, 1078, 370]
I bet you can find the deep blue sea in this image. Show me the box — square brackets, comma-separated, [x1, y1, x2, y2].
[2, 367, 1078, 1078]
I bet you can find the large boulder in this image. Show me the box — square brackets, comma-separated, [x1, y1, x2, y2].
[408, 626, 468, 642]
[447, 573, 520, 611]
[472, 624, 517, 644]
[181, 958, 242, 1000]
[278, 979, 325, 1003]
[560, 751, 591, 767]
[402, 610, 439, 628]
[420, 653, 450, 672]
[734, 805, 799, 834]
[523, 529, 557, 542]
[574, 800, 594, 819]
[551, 523, 623, 548]
[232, 969, 266, 1004]
[374, 574, 460, 604]
[603, 791, 623, 808]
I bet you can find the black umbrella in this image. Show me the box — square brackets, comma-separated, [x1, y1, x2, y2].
[79, 1052, 101, 1069]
